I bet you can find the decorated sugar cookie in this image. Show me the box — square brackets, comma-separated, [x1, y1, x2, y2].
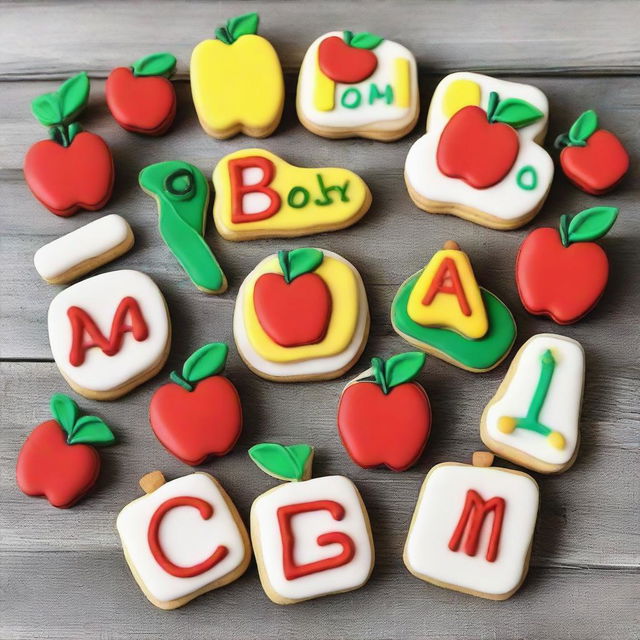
[106, 52, 177, 135]
[191, 12, 284, 138]
[405, 72, 553, 229]
[234, 248, 369, 381]
[391, 241, 516, 372]
[337, 352, 431, 471]
[24, 73, 114, 217]
[212, 149, 372, 240]
[404, 451, 539, 600]
[481, 334, 584, 474]
[139, 161, 227, 294]
[249, 443, 374, 604]
[48, 270, 171, 400]
[117, 471, 251, 609]
[555, 110, 629, 195]
[34, 214, 134, 284]
[16, 393, 115, 508]
[297, 30, 419, 141]
[516, 207, 618, 324]
[150, 343, 242, 466]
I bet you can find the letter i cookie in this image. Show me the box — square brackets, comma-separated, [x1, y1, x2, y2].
[249, 443, 374, 604]
[404, 452, 539, 600]
[117, 471, 251, 609]
[481, 334, 585, 474]
[297, 30, 419, 140]
[405, 72, 553, 229]
[391, 241, 516, 372]
[139, 161, 227, 294]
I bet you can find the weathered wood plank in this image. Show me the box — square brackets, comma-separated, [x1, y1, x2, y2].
[1, 0, 639, 79]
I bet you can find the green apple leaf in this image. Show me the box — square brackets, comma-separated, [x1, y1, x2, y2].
[67, 415, 116, 446]
[568, 110, 598, 145]
[566, 207, 618, 244]
[286, 248, 324, 281]
[385, 352, 426, 389]
[182, 343, 228, 383]
[248, 443, 313, 482]
[215, 26, 233, 44]
[370, 356, 388, 394]
[57, 72, 90, 121]
[226, 12, 259, 41]
[50, 393, 78, 437]
[491, 98, 544, 129]
[31, 92, 63, 127]
[350, 32, 384, 49]
[131, 52, 177, 78]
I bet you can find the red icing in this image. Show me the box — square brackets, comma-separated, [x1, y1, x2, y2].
[16, 420, 100, 509]
[437, 106, 519, 189]
[23, 132, 114, 217]
[448, 489, 505, 562]
[277, 500, 356, 580]
[560, 129, 629, 195]
[516, 227, 609, 324]
[337, 381, 431, 472]
[228, 156, 281, 224]
[105, 67, 176, 136]
[318, 36, 377, 84]
[67, 296, 149, 366]
[422, 256, 471, 316]
[147, 496, 229, 578]
[149, 376, 242, 466]
[253, 272, 332, 347]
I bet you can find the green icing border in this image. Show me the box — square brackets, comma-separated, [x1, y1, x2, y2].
[391, 273, 516, 371]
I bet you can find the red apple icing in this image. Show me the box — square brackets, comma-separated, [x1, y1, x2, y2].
[318, 35, 378, 84]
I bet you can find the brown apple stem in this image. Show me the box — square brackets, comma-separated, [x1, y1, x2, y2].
[472, 451, 494, 467]
[139, 471, 166, 494]
[443, 240, 461, 251]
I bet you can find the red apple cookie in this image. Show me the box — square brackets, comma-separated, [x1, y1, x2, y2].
[16, 393, 115, 508]
[106, 52, 177, 135]
[516, 206, 618, 324]
[338, 352, 431, 471]
[24, 73, 114, 217]
[149, 343, 242, 465]
[555, 110, 629, 195]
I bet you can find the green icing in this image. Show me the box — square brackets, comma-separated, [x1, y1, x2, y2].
[131, 52, 176, 78]
[139, 161, 226, 293]
[216, 12, 259, 44]
[369, 352, 426, 394]
[391, 273, 516, 371]
[341, 88, 362, 109]
[565, 206, 618, 244]
[277, 248, 323, 283]
[369, 84, 393, 105]
[248, 443, 313, 482]
[487, 91, 543, 129]
[344, 31, 384, 49]
[516, 165, 538, 191]
[515, 349, 555, 436]
[49, 393, 115, 446]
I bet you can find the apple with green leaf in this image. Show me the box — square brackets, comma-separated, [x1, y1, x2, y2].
[318, 31, 384, 84]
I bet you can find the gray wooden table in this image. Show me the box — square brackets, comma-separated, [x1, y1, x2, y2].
[1, 2, 638, 638]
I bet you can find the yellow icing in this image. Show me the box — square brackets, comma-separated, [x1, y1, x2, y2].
[190, 35, 284, 133]
[442, 78, 481, 118]
[407, 249, 488, 339]
[212, 149, 369, 235]
[393, 58, 411, 108]
[243, 254, 359, 363]
[314, 54, 335, 111]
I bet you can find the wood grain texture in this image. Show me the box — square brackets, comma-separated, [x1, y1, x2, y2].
[1, 2, 638, 639]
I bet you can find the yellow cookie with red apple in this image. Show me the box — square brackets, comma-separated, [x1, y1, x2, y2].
[391, 241, 516, 372]
[212, 148, 372, 240]
[233, 248, 369, 381]
[190, 12, 284, 139]
[405, 72, 554, 229]
[297, 30, 419, 141]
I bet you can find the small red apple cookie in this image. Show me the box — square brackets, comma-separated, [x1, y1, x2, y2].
[234, 248, 369, 381]
[24, 73, 114, 217]
[337, 352, 431, 471]
[405, 72, 553, 229]
[48, 269, 171, 400]
[117, 471, 251, 609]
[481, 334, 585, 474]
[297, 31, 419, 141]
[16, 393, 115, 508]
[106, 52, 177, 135]
[150, 343, 242, 465]
[404, 451, 539, 600]
[391, 241, 516, 372]
[249, 443, 374, 604]
[516, 206, 618, 324]
[212, 148, 372, 240]
[555, 110, 629, 195]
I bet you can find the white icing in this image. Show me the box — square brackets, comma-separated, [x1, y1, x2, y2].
[233, 249, 369, 378]
[34, 214, 132, 281]
[242, 166, 264, 186]
[117, 473, 247, 603]
[48, 270, 170, 392]
[484, 334, 584, 466]
[405, 72, 553, 222]
[404, 464, 538, 596]
[251, 475, 373, 602]
[297, 32, 418, 131]
[242, 192, 272, 215]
